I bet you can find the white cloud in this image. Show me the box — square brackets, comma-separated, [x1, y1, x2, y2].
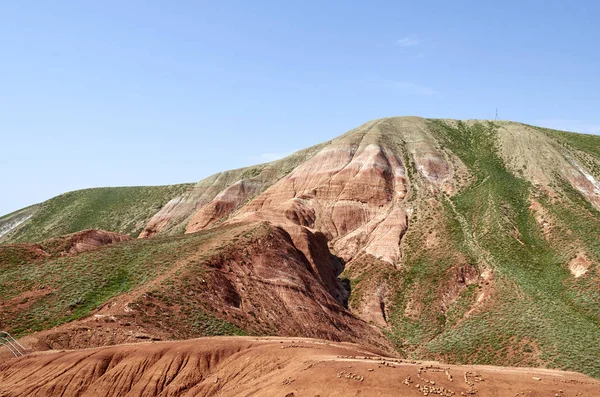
[534, 119, 600, 135]
[396, 35, 420, 47]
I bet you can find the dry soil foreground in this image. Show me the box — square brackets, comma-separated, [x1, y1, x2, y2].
[1, 337, 599, 396]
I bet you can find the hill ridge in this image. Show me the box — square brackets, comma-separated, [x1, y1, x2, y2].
[1, 117, 599, 379]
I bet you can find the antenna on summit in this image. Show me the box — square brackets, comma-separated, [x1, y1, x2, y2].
[495, 108, 499, 121]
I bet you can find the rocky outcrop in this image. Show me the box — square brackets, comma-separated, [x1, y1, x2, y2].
[566, 157, 600, 209]
[138, 173, 237, 238]
[188, 141, 410, 269]
[137, 195, 193, 238]
[0, 229, 130, 265]
[185, 179, 262, 231]
[182, 118, 469, 274]
[43, 229, 132, 256]
[569, 253, 591, 278]
[138, 143, 328, 238]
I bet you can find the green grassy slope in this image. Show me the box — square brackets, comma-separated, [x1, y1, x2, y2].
[0, 184, 192, 243]
[0, 224, 247, 337]
[0, 206, 40, 240]
[381, 120, 600, 377]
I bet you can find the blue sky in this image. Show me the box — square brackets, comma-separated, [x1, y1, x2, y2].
[1, 1, 599, 216]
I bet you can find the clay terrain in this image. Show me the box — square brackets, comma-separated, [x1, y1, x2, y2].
[1, 117, 600, 394]
[1, 337, 599, 397]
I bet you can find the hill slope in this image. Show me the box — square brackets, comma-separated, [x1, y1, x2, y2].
[0, 185, 191, 243]
[1, 116, 599, 378]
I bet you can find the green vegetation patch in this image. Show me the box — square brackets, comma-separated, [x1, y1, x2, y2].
[417, 120, 600, 378]
[192, 312, 247, 336]
[538, 126, 600, 159]
[532, 125, 600, 178]
[4, 184, 192, 243]
[0, 229, 219, 335]
[0, 245, 45, 269]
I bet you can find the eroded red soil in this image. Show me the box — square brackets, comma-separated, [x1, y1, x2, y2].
[1, 337, 598, 397]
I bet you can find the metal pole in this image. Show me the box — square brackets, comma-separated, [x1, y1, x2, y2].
[0, 337, 20, 357]
[0, 332, 27, 352]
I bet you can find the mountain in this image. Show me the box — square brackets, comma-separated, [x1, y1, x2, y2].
[1, 117, 599, 379]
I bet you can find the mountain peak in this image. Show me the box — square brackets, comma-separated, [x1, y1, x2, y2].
[2, 118, 600, 379]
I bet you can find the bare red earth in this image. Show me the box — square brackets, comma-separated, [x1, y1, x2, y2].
[44, 229, 132, 255]
[1, 337, 598, 397]
[13, 222, 392, 355]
